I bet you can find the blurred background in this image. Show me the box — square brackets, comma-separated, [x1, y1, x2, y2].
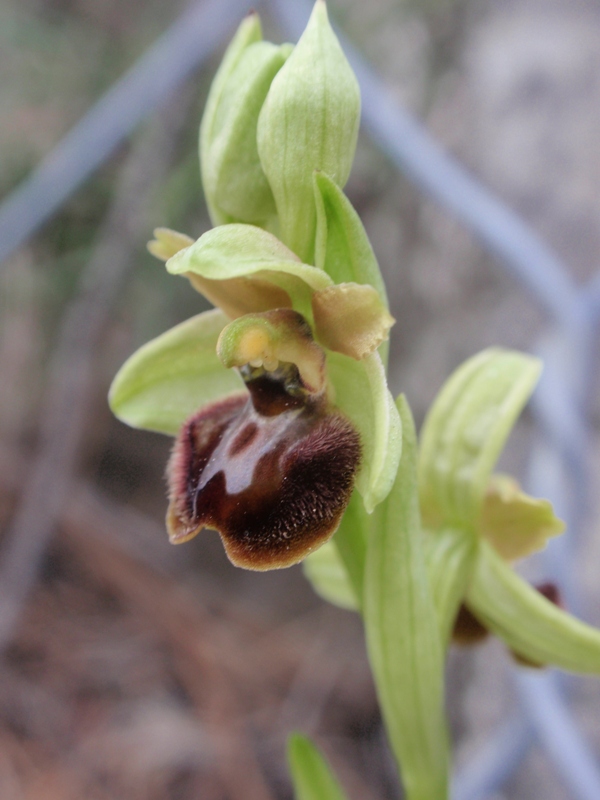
[1, 0, 600, 797]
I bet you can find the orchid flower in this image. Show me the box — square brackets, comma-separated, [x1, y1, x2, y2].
[109, 3, 400, 570]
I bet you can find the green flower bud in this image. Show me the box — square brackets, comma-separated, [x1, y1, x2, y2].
[200, 13, 261, 225]
[200, 14, 291, 226]
[257, 0, 360, 262]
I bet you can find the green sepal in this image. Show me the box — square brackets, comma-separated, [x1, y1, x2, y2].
[419, 348, 542, 530]
[199, 12, 262, 226]
[327, 351, 402, 513]
[313, 172, 388, 302]
[108, 309, 244, 435]
[288, 733, 349, 800]
[424, 526, 477, 646]
[302, 539, 358, 611]
[467, 541, 600, 674]
[167, 224, 332, 321]
[364, 395, 449, 800]
[257, 0, 360, 263]
[202, 41, 292, 227]
[313, 172, 390, 363]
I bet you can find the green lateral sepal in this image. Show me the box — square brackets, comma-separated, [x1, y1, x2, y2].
[108, 309, 244, 435]
[419, 348, 542, 529]
[313, 172, 388, 304]
[327, 351, 402, 513]
[312, 172, 393, 364]
[468, 541, 600, 674]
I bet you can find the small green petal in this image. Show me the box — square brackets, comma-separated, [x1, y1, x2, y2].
[199, 12, 263, 226]
[148, 228, 194, 261]
[288, 733, 349, 800]
[364, 396, 449, 800]
[312, 282, 395, 361]
[481, 474, 565, 561]
[167, 224, 332, 320]
[302, 540, 358, 611]
[108, 309, 244, 435]
[419, 348, 542, 530]
[327, 351, 402, 513]
[257, 1, 360, 262]
[424, 525, 477, 646]
[468, 541, 600, 674]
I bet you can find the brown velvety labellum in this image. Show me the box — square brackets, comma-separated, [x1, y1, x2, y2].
[166, 373, 361, 570]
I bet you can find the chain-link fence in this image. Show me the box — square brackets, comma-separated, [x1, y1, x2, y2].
[1, 1, 598, 797]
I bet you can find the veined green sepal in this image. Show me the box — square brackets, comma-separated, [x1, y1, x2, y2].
[108, 309, 244, 435]
[419, 348, 542, 529]
[313, 172, 388, 304]
[467, 541, 600, 674]
[364, 395, 449, 800]
[327, 351, 402, 513]
[257, 1, 360, 262]
[424, 526, 477, 645]
[288, 733, 349, 800]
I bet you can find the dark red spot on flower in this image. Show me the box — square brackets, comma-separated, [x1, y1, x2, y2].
[166, 372, 361, 570]
[452, 604, 489, 646]
[535, 581, 563, 609]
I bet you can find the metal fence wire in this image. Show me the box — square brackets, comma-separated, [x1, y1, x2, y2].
[1, 1, 599, 797]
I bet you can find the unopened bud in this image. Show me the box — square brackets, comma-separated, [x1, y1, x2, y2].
[257, 1, 360, 262]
